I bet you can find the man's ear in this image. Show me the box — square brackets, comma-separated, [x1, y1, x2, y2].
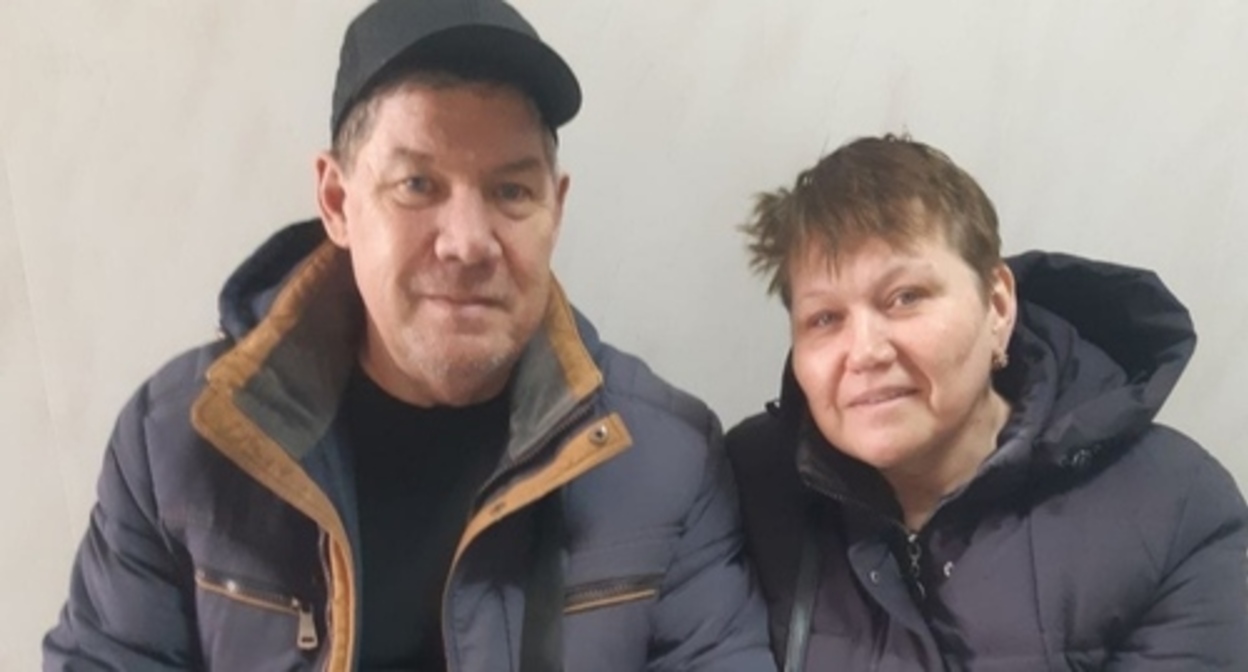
[551, 172, 571, 238]
[316, 151, 350, 248]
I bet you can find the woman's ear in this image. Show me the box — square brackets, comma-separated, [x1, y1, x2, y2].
[989, 262, 1018, 349]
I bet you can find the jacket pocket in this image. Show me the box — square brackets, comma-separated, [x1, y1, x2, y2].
[564, 573, 664, 615]
[194, 567, 319, 651]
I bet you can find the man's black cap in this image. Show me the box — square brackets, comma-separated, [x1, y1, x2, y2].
[331, 0, 582, 138]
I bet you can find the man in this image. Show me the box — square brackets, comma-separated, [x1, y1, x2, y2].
[43, 1, 772, 669]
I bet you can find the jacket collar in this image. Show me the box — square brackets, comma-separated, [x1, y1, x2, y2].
[195, 234, 604, 472]
[772, 354, 901, 520]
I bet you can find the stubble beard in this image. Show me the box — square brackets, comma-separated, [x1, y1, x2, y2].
[395, 318, 519, 403]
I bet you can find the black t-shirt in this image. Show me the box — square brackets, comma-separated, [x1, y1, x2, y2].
[341, 368, 510, 671]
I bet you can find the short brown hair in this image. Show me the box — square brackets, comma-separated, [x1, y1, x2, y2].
[741, 134, 1001, 306]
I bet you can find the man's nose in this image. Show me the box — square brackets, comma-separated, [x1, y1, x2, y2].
[433, 190, 502, 266]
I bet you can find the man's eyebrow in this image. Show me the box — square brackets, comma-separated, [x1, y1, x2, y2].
[383, 147, 433, 164]
[378, 150, 545, 176]
[491, 156, 546, 176]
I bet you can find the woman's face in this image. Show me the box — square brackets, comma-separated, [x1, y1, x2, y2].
[788, 231, 1015, 482]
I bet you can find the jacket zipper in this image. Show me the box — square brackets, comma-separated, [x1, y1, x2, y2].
[443, 399, 599, 670]
[802, 469, 931, 599]
[318, 528, 333, 671]
[803, 466, 941, 665]
[904, 531, 926, 600]
[564, 573, 664, 615]
[194, 567, 319, 651]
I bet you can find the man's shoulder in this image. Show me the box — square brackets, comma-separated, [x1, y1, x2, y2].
[96, 338, 239, 518]
[111, 337, 232, 453]
[137, 338, 231, 413]
[592, 340, 716, 438]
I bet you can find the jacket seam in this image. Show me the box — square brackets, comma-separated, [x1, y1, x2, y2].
[1159, 456, 1201, 574]
[1024, 492, 1058, 669]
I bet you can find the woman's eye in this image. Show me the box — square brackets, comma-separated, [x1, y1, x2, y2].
[808, 312, 841, 330]
[891, 288, 923, 308]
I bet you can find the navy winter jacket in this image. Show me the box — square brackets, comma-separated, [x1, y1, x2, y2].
[728, 251, 1248, 670]
[44, 221, 774, 671]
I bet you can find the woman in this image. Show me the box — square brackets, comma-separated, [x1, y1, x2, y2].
[728, 134, 1248, 670]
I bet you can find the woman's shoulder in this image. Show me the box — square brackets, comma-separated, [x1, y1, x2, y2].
[725, 408, 813, 523]
[724, 409, 808, 505]
[1105, 424, 1241, 505]
[726, 409, 791, 461]
[1128, 425, 1247, 545]
[1038, 424, 1247, 570]
[1029, 425, 1248, 666]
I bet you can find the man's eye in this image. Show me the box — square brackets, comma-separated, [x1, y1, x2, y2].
[400, 176, 433, 194]
[495, 183, 533, 202]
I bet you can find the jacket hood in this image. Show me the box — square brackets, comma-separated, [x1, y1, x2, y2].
[776, 250, 1196, 488]
[1000, 251, 1194, 466]
[218, 219, 329, 340]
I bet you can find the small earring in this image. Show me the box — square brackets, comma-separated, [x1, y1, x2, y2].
[991, 350, 1009, 371]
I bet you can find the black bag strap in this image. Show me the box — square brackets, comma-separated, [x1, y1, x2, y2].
[784, 504, 822, 672]
[520, 492, 565, 672]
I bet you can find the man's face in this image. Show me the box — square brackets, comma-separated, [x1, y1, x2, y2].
[317, 82, 568, 407]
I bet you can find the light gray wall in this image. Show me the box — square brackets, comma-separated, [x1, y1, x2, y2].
[2, 0, 1245, 668]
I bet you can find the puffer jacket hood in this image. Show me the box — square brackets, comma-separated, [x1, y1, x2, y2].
[774, 250, 1197, 477]
[218, 219, 330, 340]
[1004, 250, 1195, 466]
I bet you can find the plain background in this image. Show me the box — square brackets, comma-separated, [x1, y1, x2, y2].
[2, 0, 1246, 668]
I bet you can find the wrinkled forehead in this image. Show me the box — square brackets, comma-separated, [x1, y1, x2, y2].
[363, 81, 555, 168]
[392, 76, 544, 123]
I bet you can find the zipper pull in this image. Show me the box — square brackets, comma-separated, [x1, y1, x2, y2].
[905, 532, 926, 600]
[295, 601, 319, 650]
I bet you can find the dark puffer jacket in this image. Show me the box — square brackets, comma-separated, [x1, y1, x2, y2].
[44, 220, 774, 671]
[727, 251, 1248, 671]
